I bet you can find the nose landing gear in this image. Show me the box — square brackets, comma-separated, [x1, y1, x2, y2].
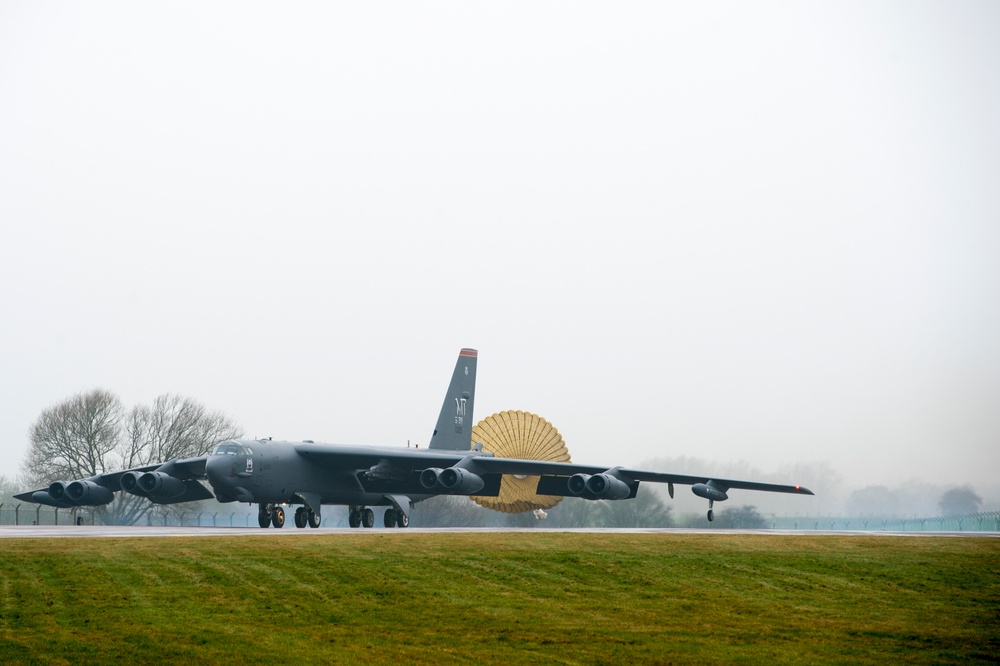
[257, 503, 285, 528]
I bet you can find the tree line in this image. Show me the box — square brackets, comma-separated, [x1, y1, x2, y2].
[20, 388, 241, 525]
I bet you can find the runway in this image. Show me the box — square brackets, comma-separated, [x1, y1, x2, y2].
[1, 525, 996, 539]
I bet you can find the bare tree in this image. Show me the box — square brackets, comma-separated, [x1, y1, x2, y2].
[22, 389, 123, 486]
[21, 389, 242, 525]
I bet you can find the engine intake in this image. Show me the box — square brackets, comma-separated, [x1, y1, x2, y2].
[438, 467, 485, 494]
[137, 472, 186, 498]
[66, 480, 114, 506]
[419, 468, 443, 490]
[419, 467, 485, 494]
[567, 473, 632, 500]
[585, 473, 631, 500]
[47, 481, 70, 502]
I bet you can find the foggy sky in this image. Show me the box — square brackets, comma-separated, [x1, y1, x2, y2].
[2, 2, 998, 502]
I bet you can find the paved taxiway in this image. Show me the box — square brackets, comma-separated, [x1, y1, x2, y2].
[1, 525, 996, 539]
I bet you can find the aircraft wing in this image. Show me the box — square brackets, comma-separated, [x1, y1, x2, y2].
[469, 457, 813, 495]
[293, 443, 812, 498]
[14, 456, 213, 508]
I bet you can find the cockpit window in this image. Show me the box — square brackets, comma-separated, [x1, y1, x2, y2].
[213, 442, 244, 456]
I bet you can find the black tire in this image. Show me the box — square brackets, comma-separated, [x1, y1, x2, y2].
[384, 509, 396, 528]
[258, 508, 270, 528]
[397, 511, 409, 528]
[707, 509, 714, 522]
[294, 507, 306, 528]
[349, 510, 361, 528]
[272, 506, 285, 528]
[362, 508, 375, 528]
[308, 510, 321, 528]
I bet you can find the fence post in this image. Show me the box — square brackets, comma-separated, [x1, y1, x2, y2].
[15, 504, 20, 526]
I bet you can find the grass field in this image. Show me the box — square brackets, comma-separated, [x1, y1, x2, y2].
[0, 533, 997, 664]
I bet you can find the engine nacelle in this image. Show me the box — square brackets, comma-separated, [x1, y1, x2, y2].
[438, 467, 485, 495]
[419, 467, 485, 494]
[47, 481, 71, 503]
[585, 473, 631, 500]
[137, 472, 186, 498]
[31, 490, 71, 508]
[119, 471, 142, 495]
[568, 473, 590, 496]
[692, 483, 729, 502]
[66, 480, 114, 506]
[419, 468, 443, 490]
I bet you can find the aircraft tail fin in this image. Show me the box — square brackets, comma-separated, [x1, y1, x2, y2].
[428, 348, 478, 450]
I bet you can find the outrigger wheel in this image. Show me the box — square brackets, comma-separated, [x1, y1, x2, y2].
[470, 410, 570, 514]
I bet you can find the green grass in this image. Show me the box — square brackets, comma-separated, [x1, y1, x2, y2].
[0, 533, 997, 664]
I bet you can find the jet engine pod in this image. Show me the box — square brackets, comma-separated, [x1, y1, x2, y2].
[47, 481, 70, 503]
[66, 480, 114, 506]
[31, 490, 71, 508]
[438, 467, 485, 495]
[137, 471, 186, 498]
[419, 468, 443, 490]
[568, 473, 590, 496]
[119, 471, 142, 495]
[585, 473, 631, 500]
[470, 410, 571, 514]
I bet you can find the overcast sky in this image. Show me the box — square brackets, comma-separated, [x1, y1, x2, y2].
[2, 2, 998, 503]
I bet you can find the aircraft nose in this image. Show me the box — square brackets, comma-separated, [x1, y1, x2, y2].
[205, 455, 232, 489]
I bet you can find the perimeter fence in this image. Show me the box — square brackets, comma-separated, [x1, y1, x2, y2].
[769, 512, 1000, 532]
[1, 503, 998, 532]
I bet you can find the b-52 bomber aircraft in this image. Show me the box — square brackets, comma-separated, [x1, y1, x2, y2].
[17, 348, 813, 527]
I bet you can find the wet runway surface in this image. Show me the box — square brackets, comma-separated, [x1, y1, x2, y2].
[1, 525, 996, 539]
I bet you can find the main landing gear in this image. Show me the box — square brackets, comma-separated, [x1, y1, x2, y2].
[348, 505, 375, 528]
[347, 505, 408, 528]
[259, 503, 320, 529]
[294, 506, 321, 529]
[383, 507, 409, 528]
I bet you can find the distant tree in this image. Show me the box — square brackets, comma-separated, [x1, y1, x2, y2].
[410, 496, 494, 527]
[716, 505, 768, 529]
[938, 486, 982, 516]
[21, 389, 242, 526]
[845, 485, 900, 517]
[597, 486, 673, 528]
[549, 497, 600, 528]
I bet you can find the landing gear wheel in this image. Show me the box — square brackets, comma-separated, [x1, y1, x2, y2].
[397, 511, 409, 528]
[349, 507, 361, 528]
[294, 507, 307, 528]
[362, 507, 375, 528]
[707, 509, 715, 522]
[258, 506, 271, 528]
[308, 510, 321, 528]
[271, 506, 285, 528]
[384, 509, 397, 528]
